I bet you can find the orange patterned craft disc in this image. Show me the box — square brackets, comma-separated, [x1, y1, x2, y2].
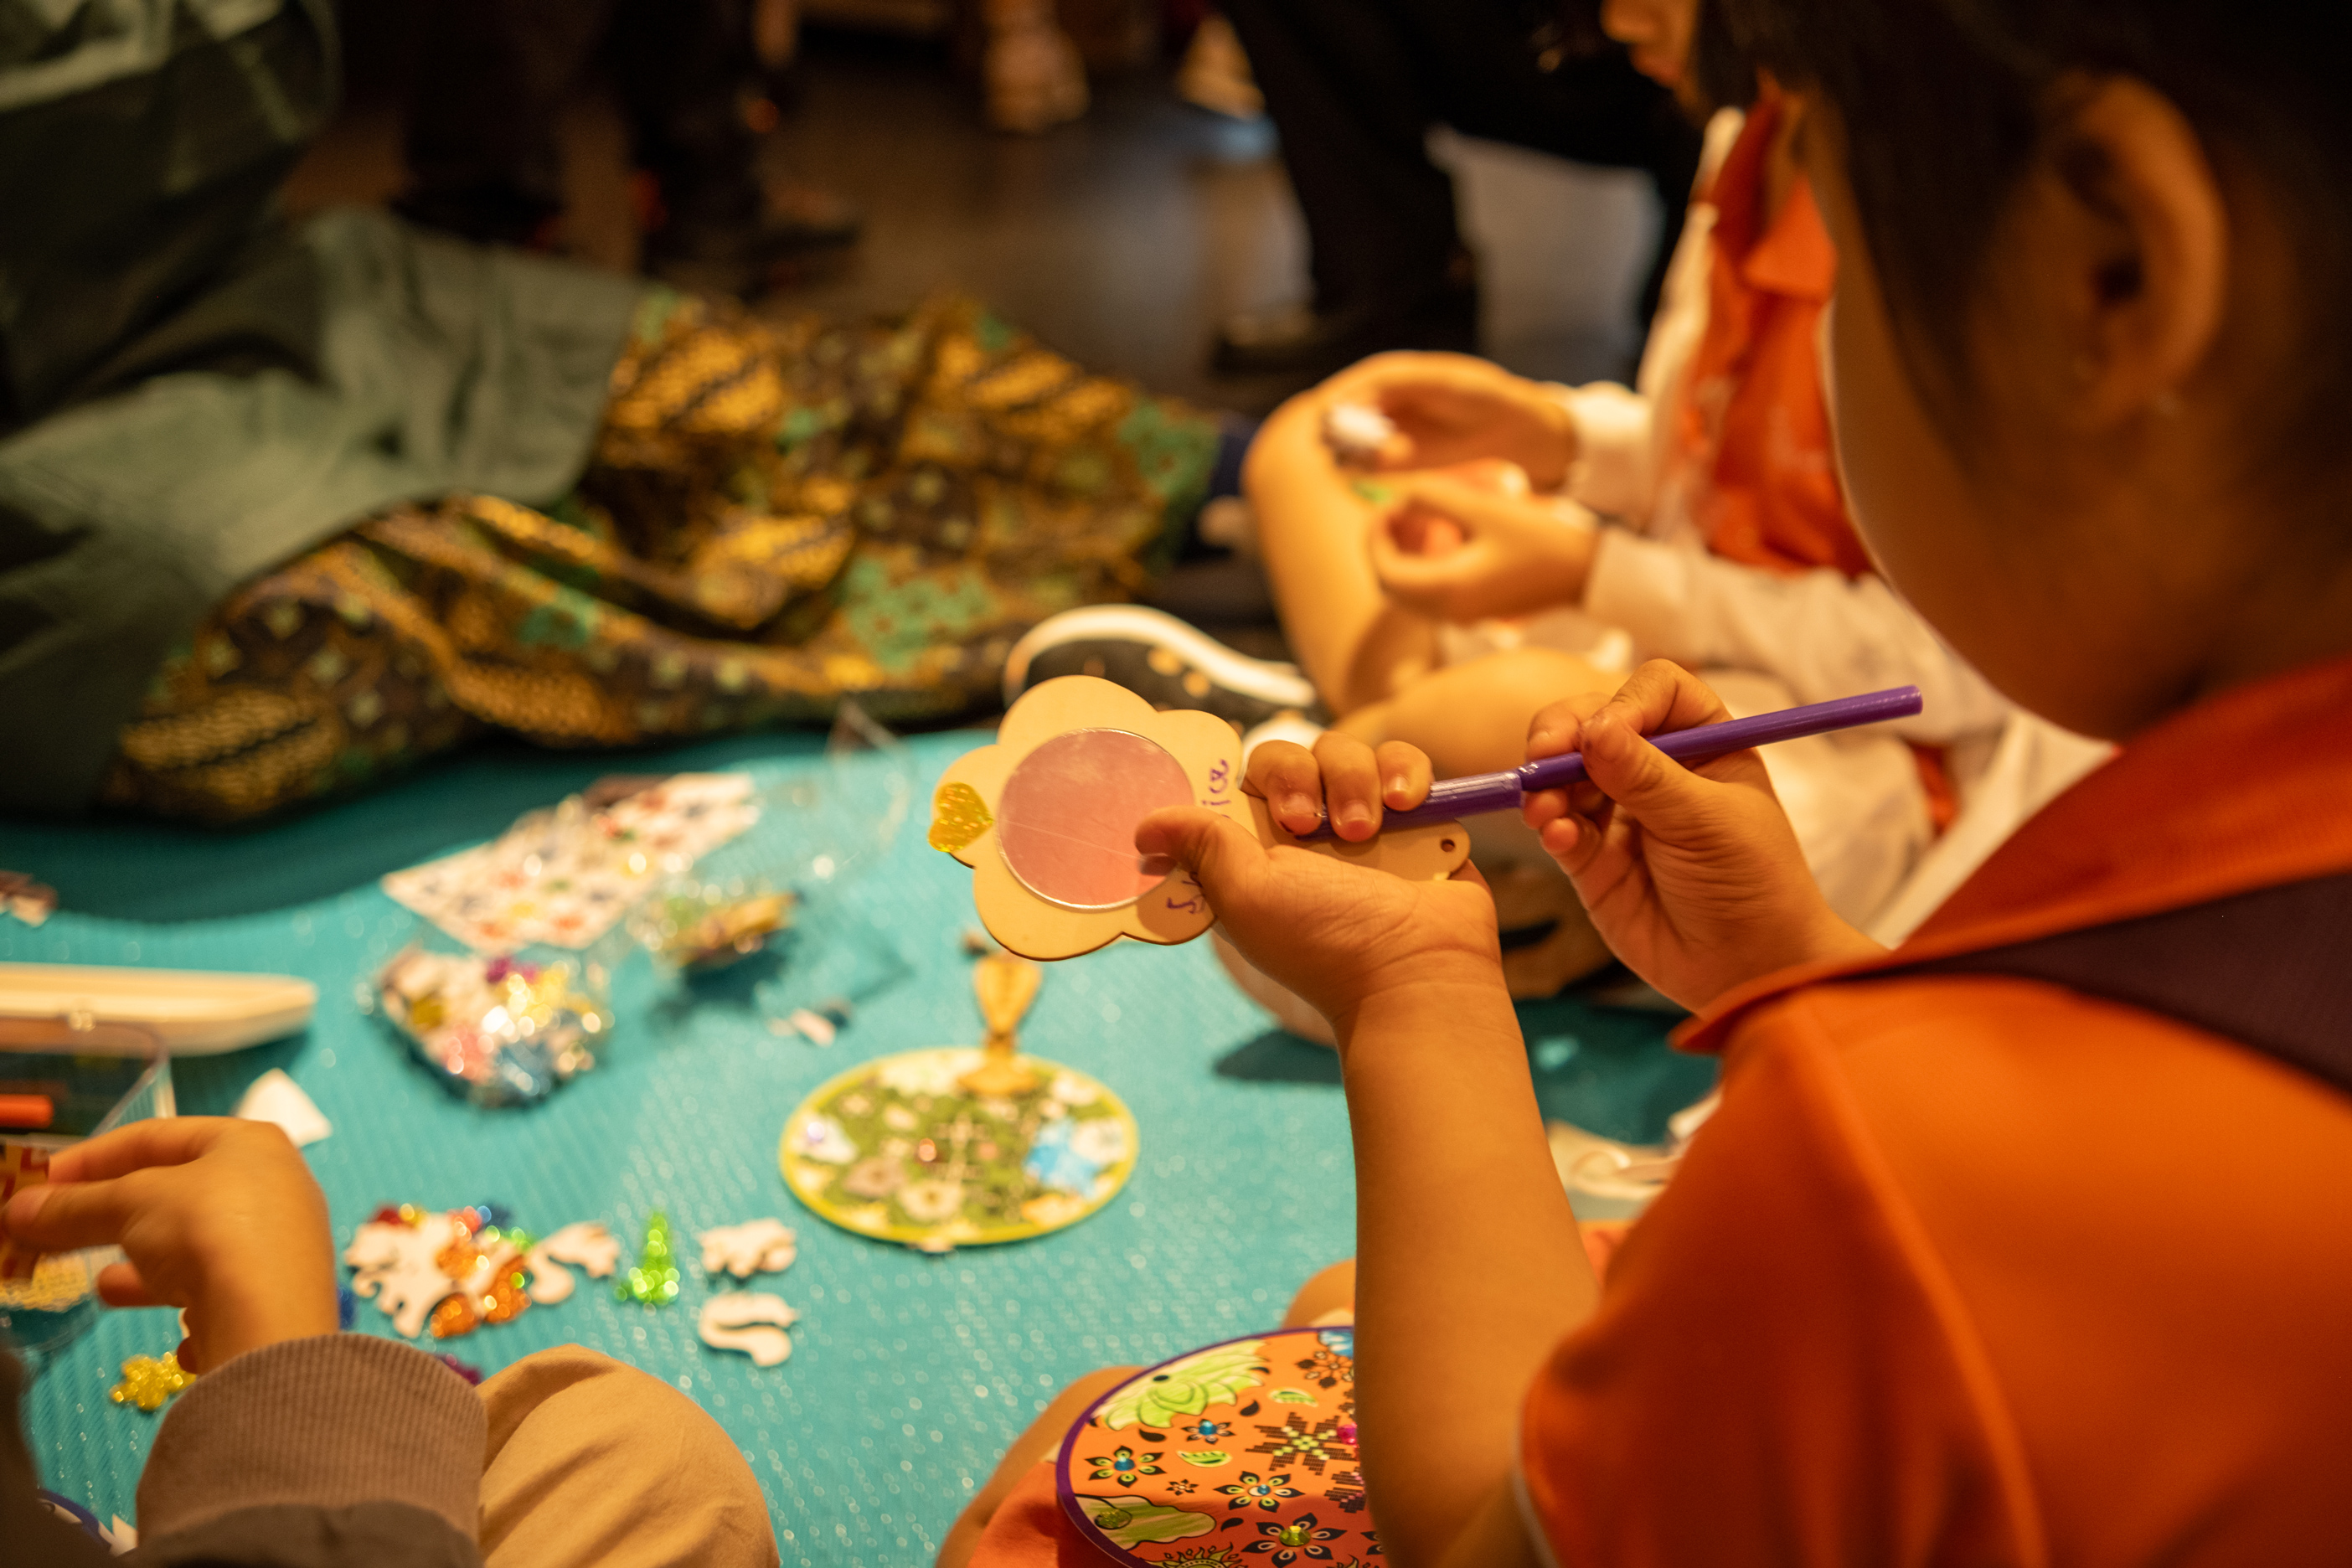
[1055, 1328, 1375, 1565]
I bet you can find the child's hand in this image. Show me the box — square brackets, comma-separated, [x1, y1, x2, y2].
[0, 1118, 340, 1373]
[1524, 661, 1886, 1008]
[1136, 733, 1503, 1031]
[1367, 474, 1599, 622]
[1323, 353, 1581, 486]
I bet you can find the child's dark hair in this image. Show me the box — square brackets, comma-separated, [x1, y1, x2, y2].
[1689, 0, 1759, 118]
[1722, 2, 2352, 451]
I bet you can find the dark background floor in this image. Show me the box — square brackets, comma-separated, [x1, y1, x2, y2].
[766, 31, 1662, 412]
[293, 24, 1661, 415]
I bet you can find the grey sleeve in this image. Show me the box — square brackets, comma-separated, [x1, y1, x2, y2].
[131, 1333, 485, 1568]
[4, 1349, 116, 1567]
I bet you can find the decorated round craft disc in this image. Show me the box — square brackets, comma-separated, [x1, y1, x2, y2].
[779, 1049, 1138, 1250]
[1055, 1327, 1371, 1566]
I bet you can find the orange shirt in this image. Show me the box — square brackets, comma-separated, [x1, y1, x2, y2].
[1672, 89, 1868, 580]
[1522, 653, 2352, 1565]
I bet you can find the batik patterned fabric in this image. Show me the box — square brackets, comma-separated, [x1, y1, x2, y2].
[1058, 1328, 1377, 1566]
[104, 291, 1219, 822]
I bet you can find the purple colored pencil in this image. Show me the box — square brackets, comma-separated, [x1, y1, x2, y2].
[1298, 685, 1924, 840]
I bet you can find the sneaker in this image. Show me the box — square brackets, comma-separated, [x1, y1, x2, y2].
[1003, 605, 1322, 731]
[1238, 710, 1326, 760]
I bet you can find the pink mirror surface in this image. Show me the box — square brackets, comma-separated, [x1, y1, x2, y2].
[996, 729, 1195, 910]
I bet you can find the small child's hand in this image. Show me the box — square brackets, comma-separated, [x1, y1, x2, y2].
[1137, 733, 1502, 1032]
[1367, 474, 1599, 622]
[1524, 661, 1886, 1008]
[1319, 353, 1581, 485]
[0, 1118, 340, 1372]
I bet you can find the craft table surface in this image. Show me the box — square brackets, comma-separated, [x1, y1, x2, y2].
[0, 730, 1710, 1564]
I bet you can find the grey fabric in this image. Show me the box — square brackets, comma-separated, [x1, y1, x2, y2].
[132, 1501, 485, 1568]
[0, 209, 643, 811]
[137, 1334, 487, 1545]
[0, 0, 336, 421]
[0, 0, 644, 812]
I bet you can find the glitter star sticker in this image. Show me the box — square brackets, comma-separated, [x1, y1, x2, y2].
[111, 1353, 195, 1412]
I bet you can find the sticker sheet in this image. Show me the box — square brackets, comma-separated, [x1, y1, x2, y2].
[384, 774, 760, 952]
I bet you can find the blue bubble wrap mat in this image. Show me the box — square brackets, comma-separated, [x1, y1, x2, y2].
[0, 730, 1710, 1563]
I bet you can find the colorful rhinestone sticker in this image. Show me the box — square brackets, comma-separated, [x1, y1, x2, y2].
[373, 948, 611, 1106]
[343, 1206, 616, 1339]
[633, 887, 798, 971]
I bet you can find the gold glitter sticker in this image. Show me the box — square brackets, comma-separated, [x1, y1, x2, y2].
[111, 1353, 195, 1412]
[928, 781, 995, 854]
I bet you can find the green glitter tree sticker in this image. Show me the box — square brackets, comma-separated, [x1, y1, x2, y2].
[619, 1211, 681, 1306]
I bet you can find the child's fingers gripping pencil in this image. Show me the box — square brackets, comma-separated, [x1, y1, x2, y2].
[1298, 683, 1923, 839]
[1519, 661, 1893, 1010]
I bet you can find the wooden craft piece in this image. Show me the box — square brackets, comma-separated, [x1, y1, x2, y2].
[696, 1218, 798, 1279]
[780, 949, 1137, 1254]
[699, 1292, 799, 1366]
[932, 677, 1470, 961]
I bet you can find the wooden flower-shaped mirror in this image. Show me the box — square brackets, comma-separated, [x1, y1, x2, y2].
[931, 676, 1471, 961]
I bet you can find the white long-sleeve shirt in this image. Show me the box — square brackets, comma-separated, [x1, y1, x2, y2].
[1528, 113, 2109, 935]
[1533, 112, 2011, 747]
[1579, 523, 2017, 745]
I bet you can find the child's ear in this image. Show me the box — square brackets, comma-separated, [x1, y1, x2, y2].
[2025, 75, 2228, 431]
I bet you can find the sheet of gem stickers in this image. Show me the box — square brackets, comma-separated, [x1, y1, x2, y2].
[382, 774, 760, 953]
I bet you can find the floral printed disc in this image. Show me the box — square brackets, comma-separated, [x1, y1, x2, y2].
[779, 1048, 1137, 1251]
[1055, 1328, 1374, 1567]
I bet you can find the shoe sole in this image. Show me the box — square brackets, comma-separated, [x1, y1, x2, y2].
[1003, 606, 1320, 729]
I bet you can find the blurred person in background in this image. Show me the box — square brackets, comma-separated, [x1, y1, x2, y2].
[1212, 0, 1702, 374]
[395, 0, 861, 295]
[0, 0, 1223, 823]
